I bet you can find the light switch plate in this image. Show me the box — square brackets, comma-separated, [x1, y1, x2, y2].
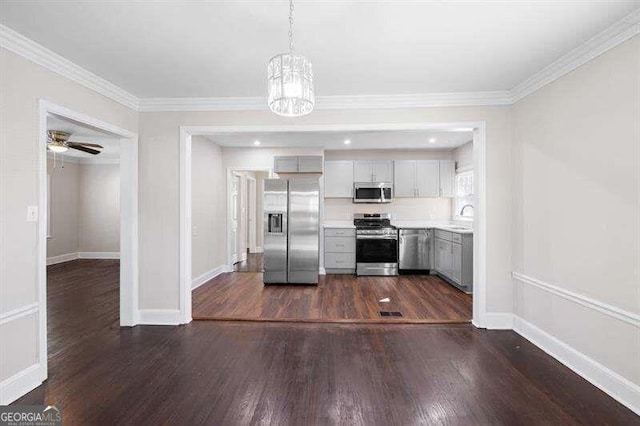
[27, 205, 38, 222]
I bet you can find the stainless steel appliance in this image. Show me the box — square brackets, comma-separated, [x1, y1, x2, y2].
[353, 182, 393, 204]
[354, 213, 398, 276]
[263, 178, 320, 284]
[399, 229, 433, 271]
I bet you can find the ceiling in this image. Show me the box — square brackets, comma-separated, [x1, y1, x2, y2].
[47, 115, 120, 160]
[1, 1, 638, 98]
[205, 130, 473, 150]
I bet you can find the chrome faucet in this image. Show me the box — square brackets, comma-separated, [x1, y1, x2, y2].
[460, 204, 474, 216]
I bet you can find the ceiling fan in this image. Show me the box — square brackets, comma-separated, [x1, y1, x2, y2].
[47, 130, 103, 155]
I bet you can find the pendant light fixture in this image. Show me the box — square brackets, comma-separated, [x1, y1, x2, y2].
[267, 0, 314, 117]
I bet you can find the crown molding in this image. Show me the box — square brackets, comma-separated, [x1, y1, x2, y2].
[509, 8, 640, 103]
[3, 7, 640, 113]
[137, 91, 512, 112]
[0, 24, 139, 110]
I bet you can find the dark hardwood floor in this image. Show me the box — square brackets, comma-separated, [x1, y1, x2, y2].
[13, 259, 639, 425]
[233, 252, 263, 272]
[193, 271, 472, 323]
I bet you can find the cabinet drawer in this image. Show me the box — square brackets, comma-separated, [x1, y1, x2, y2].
[451, 233, 462, 244]
[325, 228, 355, 237]
[434, 229, 453, 242]
[324, 252, 356, 269]
[324, 236, 355, 253]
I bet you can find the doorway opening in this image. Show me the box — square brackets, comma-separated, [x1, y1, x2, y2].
[182, 122, 487, 326]
[37, 101, 138, 383]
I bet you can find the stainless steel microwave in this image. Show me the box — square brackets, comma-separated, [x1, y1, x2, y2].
[353, 182, 393, 203]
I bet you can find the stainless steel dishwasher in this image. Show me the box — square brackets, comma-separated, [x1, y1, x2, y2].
[398, 229, 432, 271]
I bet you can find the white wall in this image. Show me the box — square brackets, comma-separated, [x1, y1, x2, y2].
[47, 160, 80, 257]
[453, 141, 473, 172]
[324, 149, 454, 221]
[254, 171, 269, 250]
[0, 46, 137, 389]
[511, 35, 640, 389]
[191, 137, 226, 279]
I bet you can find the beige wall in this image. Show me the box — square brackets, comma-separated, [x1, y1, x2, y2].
[191, 137, 226, 279]
[324, 149, 454, 221]
[138, 106, 512, 313]
[47, 160, 80, 257]
[0, 47, 137, 383]
[46, 160, 120, 258]
[79, 163, 120, 253]
[511, 36, 640, 384]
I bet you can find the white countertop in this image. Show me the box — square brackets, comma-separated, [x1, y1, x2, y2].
[323, 221, 356, 229]
[323, 220, 472, 234]
[392, 221, 473, 234]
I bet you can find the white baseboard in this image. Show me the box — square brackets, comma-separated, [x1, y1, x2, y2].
[192, 264, 228, 290]
[513, 315, 640, 416]
[0, 364, 44, 405]
[46, 252, 79, 265]
[483, 312, 514, 330]
[78, 252, 120, 259]
[319, 267, 326, 275]
[138, 309, 183, 325]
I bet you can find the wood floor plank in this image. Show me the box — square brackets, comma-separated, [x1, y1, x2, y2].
[13, 259, 639, 425]
[193, 267, 473, 323]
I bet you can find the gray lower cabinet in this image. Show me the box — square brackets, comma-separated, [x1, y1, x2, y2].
[324, 228, 356, 274]
[433, 229, 473, 293]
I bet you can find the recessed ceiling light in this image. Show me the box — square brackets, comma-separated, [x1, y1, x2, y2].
[344, 139, 351, 145]
[254, 140, 261, 146]
[429, 138, 436, 143]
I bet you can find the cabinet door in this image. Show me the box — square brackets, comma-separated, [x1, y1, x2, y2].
[451, 242, 462, 285]
[393, 161, 416, 197]
[439, 160, 455, 197]
[324, 161, 354, 198]
[372, 161, 393, 183]
[274, 156, 298, 173]
[353, 161, 373, 182]
[298, 156, 323, 173]
[434, 238, 445, 274]
[415, 160, 439, 197]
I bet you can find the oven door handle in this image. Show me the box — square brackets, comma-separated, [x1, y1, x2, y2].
[356, 235, 398, 240]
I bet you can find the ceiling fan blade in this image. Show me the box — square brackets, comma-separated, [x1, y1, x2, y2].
[69, 145, 101, 155]
[67, 142, 104, 149]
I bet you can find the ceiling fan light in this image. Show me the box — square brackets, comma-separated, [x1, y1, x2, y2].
[48, 142, 68, 153]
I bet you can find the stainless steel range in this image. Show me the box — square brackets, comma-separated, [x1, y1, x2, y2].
[354, 213, 398, 276]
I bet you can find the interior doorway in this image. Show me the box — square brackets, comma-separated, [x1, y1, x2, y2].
[229, 169, 269, 273]
[37, 100, 138, 385]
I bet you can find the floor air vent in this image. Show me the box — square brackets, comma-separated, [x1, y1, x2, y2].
[379, 311, 403, 317]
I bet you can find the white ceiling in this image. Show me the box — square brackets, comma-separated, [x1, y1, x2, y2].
[47, 116, 120, 160]
[205, 130, 472, 150]
[1, 1, 638, 98]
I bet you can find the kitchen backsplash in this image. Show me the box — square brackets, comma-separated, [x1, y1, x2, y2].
[323, 197, 452, 221]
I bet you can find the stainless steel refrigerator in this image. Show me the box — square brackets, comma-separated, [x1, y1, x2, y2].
[263, 178, 320, 284]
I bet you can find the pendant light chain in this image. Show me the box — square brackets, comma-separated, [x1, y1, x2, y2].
[288, 0, 294, 54]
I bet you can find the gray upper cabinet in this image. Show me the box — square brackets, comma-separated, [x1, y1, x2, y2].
[354, 161, 393, 183]
[393, 160, 439, 197]
[415, 161, 440, 197]
[324, 161, 354, 198]
[439, 160, 455, 197]
[393, 160, 416, 197]
[274, 156, 323, 174]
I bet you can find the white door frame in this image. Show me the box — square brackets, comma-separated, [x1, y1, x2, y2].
[180, 122, 487, 327]
[246, 176, 257, 253]
[230, 171, 242, 264]
[225, 168, 271, 268]
[38, 100, 139, 382]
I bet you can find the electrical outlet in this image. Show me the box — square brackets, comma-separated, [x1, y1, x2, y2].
[27, 206, 38, 222]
